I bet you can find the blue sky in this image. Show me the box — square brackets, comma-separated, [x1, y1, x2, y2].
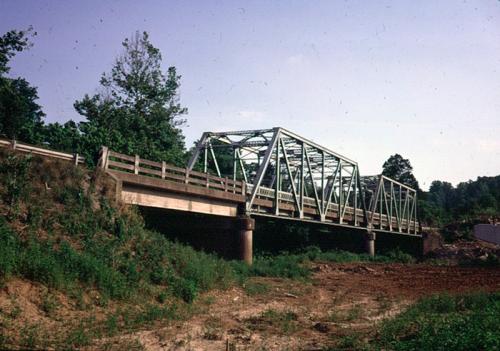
[1, 0, 499, 189]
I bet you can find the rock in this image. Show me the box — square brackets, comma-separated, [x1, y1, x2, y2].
[478, 254, 489, 261]
[313, 322, 329, 333]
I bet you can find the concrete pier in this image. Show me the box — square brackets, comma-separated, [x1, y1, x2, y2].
[235, 216, 255, 265]
[365, 231, 376, 256]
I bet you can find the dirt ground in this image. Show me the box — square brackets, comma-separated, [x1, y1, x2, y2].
[108, 263, 500, 351]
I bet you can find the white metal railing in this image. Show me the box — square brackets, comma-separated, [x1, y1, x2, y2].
[0, 138, 84, 165]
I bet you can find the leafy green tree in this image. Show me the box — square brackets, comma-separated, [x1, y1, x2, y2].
[74, 31, 187, 165]
[0, 28, 32, 75]
[42, 121, 81, 153]
[0, 28, 45, 143]
[382, 154, 420, 191]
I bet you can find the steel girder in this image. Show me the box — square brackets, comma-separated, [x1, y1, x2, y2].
[187, 127, 418, 233]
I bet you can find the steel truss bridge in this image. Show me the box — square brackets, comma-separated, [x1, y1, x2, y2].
[187, 127, 419, 236]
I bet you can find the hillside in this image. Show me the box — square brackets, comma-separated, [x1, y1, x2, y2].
[0, 150, 240, 349]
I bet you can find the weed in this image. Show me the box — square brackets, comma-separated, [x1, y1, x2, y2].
[20, 324, 40, 349]
[247, 309, 299, 335]
[9, 304, 21, 319]
[0, 153, 32, 215]
[157, 291, 167, 304]
[335, 334, 367, 350]
[65, 322, 92, 348]
[203, 317, 223, 340]
[104, 313, 119, 336]
[328, 310, 343, 323]
[346, 304, 363, 321]
[244, 281, 271, 296]
[0, 330, 8, 349]
[41, 291, 58, 315]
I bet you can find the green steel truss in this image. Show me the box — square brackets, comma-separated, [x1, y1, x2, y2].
[187, 127, 419, 235]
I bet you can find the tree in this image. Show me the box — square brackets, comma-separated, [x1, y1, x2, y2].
[0, 28, 45, 142]
[42, 120, 81, 153]
[74, 31, 187, 165]
[0, 28, 32, 75]
[382, 154, 420, 191]
[428, 181, 455, 212]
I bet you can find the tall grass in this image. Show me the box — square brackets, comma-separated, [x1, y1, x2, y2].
[376, 292, 500, 351]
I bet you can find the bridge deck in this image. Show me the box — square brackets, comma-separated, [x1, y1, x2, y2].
[100, 148, 420, 236]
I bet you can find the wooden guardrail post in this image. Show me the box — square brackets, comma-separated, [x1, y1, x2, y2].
[224, 177, 229, 192]
[74, 153, 79, 166]
[11, 139, 17, 150]
[161, 161, 166, 179]
[99, 146, 109, 169]
[241, 181, 246, 195]
[134, 155, 140, 175]
[185, 167, 190, 184]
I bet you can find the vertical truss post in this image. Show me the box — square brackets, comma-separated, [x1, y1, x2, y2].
[299, 143, 305, 218]
[398, 184, 402, 232]
[414, 193, 418, 234]
[233, 148, 237, 181]
[379, 182, 384, 229]
[275, 135, 281, 215]
[338, 164, 343, 224]
[353, 167, 358, 226]
[203, 145, 208, 173]
[321, 151, 325, 214]
[389, 182, 394, 231]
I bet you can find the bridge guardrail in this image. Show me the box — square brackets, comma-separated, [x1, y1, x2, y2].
[0, 138, 84, 165]
[99, 147, 245, 195]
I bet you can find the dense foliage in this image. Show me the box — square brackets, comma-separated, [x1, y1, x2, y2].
[0, 29, 188, 167]
[419, 176, 500, 230]
[0, 28, 45, 143]
[73, 31, 187, 165]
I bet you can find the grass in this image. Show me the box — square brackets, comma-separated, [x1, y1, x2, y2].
[246, 309, 299, 335]
[232, 246, 415, 284]
[244, 281, 271, 296]
[374, 292, 500, 351]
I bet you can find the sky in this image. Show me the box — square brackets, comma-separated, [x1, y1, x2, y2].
[1, 0, 499, 189]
